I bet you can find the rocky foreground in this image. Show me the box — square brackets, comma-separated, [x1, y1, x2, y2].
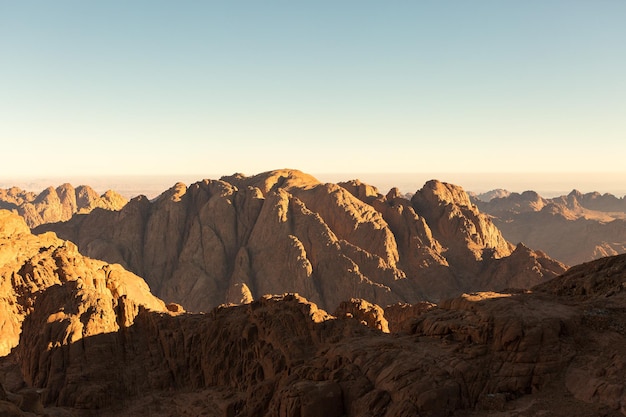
[36, 169, 566, 312]
[2, 209, 626, 416]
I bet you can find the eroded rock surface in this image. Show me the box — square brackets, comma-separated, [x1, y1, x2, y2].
[0, 210, 166, 357]
[4, 211, 626, 416]
[12, 252, 626, 416]
[35, 170, 566, 312]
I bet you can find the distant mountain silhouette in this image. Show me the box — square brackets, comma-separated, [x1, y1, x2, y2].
[0, 184, 127, 228]
[473, 189, 626, 265]
[470, 188, 511, 202]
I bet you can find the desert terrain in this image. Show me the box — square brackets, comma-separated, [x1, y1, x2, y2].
[1, 170, 626, 416]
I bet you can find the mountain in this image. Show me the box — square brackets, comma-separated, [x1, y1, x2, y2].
[34, 170, 565, 312]
[474, 189, 626, 265]
[0, 209, 168, 358]
[0, 184, 127, 228]
[5, 207, 626, 415]
[470, 188, 511, 202]
[3, 199, 626, 416]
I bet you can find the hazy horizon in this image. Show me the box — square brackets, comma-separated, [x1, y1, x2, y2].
[3, 171, 626, 200]
[2, 2, 625, 180]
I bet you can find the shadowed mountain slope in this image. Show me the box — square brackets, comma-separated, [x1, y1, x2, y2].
[35, 169, 565, 312]
[6, 246, 626, 416]
[0, 210, 167, 358]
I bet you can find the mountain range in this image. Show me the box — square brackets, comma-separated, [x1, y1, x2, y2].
[473, 189, 626, 265]
[3, 169, 626, 416]
[0, 183, 127, 228]
[1, 205, 626, 416]
[32, 169, 565, 312]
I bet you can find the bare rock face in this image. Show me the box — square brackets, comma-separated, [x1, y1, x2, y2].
[0, 184, 127, 228]
[35, 170, 565, 312]
[0, 210, 30, 237]
[3, 221, 626, 416]
[478, 242, 568, 291]
[0, 209, 165, 357]
[17, 279, 165, 407]
[384, 301, 435, 333]
[412, 180, 513, 263]
[533, 254, 626, 414]
[13, 251, 626, 417]
[335, 298, 390, 332]
[9, 185, 626, 417]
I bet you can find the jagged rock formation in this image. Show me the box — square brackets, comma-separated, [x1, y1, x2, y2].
[4, 206, 626, 416]
[384, 301, 436, 333]
[7, 253, 626, 416]
[335, 298, 390, 332]
[0, 209, 166, 358]
[36, 169, 566, 312]
[0, 184, 127, 228]
[474, 189, 626, 265]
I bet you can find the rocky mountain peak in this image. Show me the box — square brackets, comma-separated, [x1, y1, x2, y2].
[221, 169, 320, 195]
[412, 179, 513, 263]
[337, 179, 381, 202]
[568, 189, 583, 199]
[413, 179, 474, 209]
[33, 171, 565, 313]
[157, 181, 188, 202]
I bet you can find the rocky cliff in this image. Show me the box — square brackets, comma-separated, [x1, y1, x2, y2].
[0, 184, 127, 228]
[0, 209, 167, 358]
[7, 251, 626, 416]
[474, 189, 626, 265]
[35, 169, 566, 312]
[3, 206, 626, 416]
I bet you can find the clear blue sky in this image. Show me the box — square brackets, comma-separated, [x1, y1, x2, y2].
[1, 1, 625, 178]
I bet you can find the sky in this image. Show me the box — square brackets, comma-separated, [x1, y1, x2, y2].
[1, 1, 625, 193]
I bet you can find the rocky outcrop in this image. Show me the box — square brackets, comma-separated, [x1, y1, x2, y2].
[533, 254, 626, 414]
[11, 251, 626, 416]
[5, 210, 626, 416]
[474, 189, 626, 266]
[335, 298, 390, 332]
[384, 301, 435, 333]
[412, 180, 513, 263]
[35, 170, 566, 312]
[534, 253, 626, 299]
[0, 209, 166, 357]
[0, 184, 127, 228]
